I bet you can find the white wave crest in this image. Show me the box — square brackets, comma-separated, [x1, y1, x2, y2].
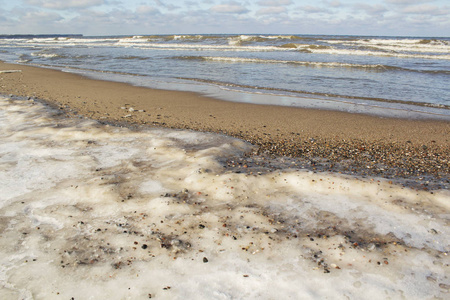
[326, 38, 450, 54]
[197, 56, 388, 69]
[30, 52, 60, 58]
[310, 47, 450, 60]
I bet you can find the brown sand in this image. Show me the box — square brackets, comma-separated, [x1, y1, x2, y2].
[1, 62, 449, 187]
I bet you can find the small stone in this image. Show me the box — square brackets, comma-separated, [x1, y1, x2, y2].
[439, 283, 450, 290]
[203, 257, 208, 263]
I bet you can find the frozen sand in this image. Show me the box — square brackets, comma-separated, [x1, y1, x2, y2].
[0, 97, 449, 299]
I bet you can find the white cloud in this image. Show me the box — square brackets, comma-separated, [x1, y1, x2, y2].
[354, 4, 388, 15]
[328, 1, 343, 8]
[210, 2, 249, 14]
[153, 0, 180, 11]
[24, 0, 105, 10]
[385, 0, 433, 4]
[257, 6, 287, 15]
[401, 4, 449, 15]
[257, 0, 293, 6]
[185, 1, 200, 7]
[136, 5, 160, 15]
[0, 0, 448, 36]
[22, 10, 63, 22]
[300, 6, 330, 14]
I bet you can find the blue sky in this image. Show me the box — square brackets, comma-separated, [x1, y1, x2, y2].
[0, 0, 448, 36]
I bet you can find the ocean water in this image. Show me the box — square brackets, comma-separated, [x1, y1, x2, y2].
[1, 96, 449, 299]
[0, 34, 449, 119]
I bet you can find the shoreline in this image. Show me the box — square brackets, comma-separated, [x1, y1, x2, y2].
[1, 62, 449, 189]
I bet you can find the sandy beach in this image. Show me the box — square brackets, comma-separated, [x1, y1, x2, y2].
[1, 2, 449, 296]
[1, 62, 450, 299]
[1, 62, 449, 187]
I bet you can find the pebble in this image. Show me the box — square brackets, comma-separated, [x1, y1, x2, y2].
[221, 134, 449, 190]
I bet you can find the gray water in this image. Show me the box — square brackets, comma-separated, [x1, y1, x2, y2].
[0, 34, 449, 118]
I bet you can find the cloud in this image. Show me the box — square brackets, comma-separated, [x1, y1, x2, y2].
[257, 0, 293, 6]
[401, 4, 449, 15]
[0, 9, 66, 34]
[210, 2, 249, 14]
[1, 0, 448, 36]
[354, 4, 388, 15]
[154, 0, 181, 10]
[385, 0, 434, 5]
[300, 6, 330, 14]
[136, 5, 160, 15]
[22, 10, 63, 23]
[24, 0, 105, 10]
[257, 6, 287, 15]
[185, 1, 200, 7]
[327, 1, 343, 8]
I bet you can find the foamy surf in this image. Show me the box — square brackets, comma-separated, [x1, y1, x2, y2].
[0, 96, 449, 299]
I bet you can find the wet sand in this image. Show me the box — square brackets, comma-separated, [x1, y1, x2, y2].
[1, 62, 449, 188]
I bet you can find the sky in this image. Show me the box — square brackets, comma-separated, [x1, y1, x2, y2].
[0, 0, 448, 37]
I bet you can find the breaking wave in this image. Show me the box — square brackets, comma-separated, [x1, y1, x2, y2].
[172, 56, 450, 74]
[307, 47, 450, 60]
[2, 35, 449, 59]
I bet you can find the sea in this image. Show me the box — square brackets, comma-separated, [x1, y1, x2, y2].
[0, 34, 449, 299]
[0, 34, 449, 119]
